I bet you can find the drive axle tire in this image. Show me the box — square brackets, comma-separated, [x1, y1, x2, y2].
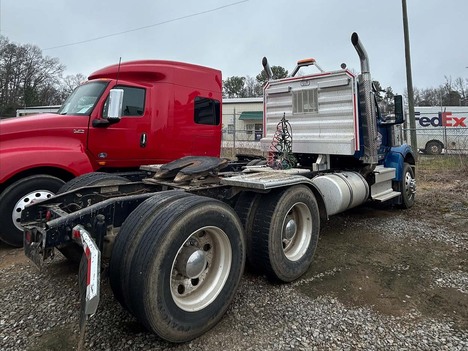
[234, 191, 263, 266]
[0, 175, 65, 247]
[251, 185, 320, 283]
[57, 172, 128, 263]
[109, 190, 194, 311]
[127, 195, 245, 342]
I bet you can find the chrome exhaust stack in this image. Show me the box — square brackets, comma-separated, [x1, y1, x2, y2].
[262, 57, 273, 81]
[351, 32, 378, 167]
[352, 32, 370, 74]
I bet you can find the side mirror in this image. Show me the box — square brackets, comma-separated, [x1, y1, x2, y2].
[377, 95, 405, 126]
[393, 95, 405, 124]
[107, 89, 124, 121]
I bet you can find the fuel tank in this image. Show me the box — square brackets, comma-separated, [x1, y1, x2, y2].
[312, 171, 369, 216]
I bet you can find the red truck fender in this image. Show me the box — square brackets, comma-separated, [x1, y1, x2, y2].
[0, 146, 95, 184]
[0, 146, 96, 247]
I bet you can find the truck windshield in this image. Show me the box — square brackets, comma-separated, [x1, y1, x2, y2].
[58, 81, 109, 116]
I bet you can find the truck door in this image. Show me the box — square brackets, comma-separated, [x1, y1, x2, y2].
[87, 85, 155, 168]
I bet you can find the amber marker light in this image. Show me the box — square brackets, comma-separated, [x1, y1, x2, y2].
[297, 58, 316, 65]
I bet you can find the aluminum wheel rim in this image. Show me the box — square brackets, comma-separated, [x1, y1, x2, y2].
[171, 226, 232, 312]
[12, 190, 55, 230]
[281, 202, 312, 261]
[404, 171, 416, 200]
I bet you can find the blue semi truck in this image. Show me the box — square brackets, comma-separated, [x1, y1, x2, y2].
[22, 32, 415, 344]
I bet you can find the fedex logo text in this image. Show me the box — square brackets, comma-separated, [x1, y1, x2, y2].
[415, 112, 467, 128]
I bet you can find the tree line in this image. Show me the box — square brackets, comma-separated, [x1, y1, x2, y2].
[413, 76, 467, 106]
[222, 66, 288, 98]
[0, 36, 84, 117]
[1, 36, 467, 117]
[223, 69, 401, 114]
[223, 72, 468, 112]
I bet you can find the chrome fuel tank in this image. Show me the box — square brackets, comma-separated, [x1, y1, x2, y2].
[312, 171, 369, 216]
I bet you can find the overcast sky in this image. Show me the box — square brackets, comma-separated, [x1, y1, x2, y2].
[1, 0, 467, 94]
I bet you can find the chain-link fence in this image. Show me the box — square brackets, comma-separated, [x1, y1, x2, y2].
[221, 125, 468, 158]
[221, 112, 265, 158]
[221, 109, 468, 158]
[221, 128, 264, 158]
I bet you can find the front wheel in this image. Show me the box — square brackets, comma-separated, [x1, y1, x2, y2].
[0, 175, 65, 247]
[398, 163, 416, 209]
[126, 195, 245, 342]
[425, 140, 443, 155]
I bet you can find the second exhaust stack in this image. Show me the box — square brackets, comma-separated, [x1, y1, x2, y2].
[351, 32, 378, 167]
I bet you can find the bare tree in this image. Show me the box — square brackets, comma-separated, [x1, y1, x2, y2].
[0, 36, 65, 116]
[244, 76, 262, 98]
[454, 77, 467, 106]
[440, 76, 462, 105]
[411, 76, 467, 107]
[61, 73, 87, 100]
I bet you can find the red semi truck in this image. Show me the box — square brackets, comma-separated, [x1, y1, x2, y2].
[0, 60, 223, 247]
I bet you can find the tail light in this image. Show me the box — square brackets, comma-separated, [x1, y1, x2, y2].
[72, 228, 81, 240]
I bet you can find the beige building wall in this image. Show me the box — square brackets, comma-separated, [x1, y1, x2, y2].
[222, 97, 263, 139]
[221, 98, 264, 157]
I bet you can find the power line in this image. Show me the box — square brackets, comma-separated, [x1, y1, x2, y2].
[44, 0, 249, 51]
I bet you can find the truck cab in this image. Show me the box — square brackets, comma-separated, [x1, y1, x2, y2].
[0, 60, 222, 247]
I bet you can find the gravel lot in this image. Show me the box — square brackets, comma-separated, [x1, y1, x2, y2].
[1, 156, 467, 351]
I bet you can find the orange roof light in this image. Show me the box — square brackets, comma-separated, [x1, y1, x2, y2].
[297, 58, 316, 65]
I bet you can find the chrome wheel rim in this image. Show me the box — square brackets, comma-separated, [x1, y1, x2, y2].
[404, 171, 416, 201]
[12, 190, 55, 230]
[281, 202, 312, 261]
[171, 226, 232, 312]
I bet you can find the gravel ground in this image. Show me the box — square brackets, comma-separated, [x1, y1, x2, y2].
[1, 157, 467, 351]
[1, 251, 466, 351]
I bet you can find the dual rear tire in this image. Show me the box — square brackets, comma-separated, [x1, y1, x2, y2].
[109, 193, 245, 342]
[236, 185, 320, 283]
[108, 184, 319, 342]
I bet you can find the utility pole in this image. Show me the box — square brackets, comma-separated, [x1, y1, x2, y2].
[402, 0, 418, 158]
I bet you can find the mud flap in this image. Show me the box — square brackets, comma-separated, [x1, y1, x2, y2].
[75, 225, 101, 351]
